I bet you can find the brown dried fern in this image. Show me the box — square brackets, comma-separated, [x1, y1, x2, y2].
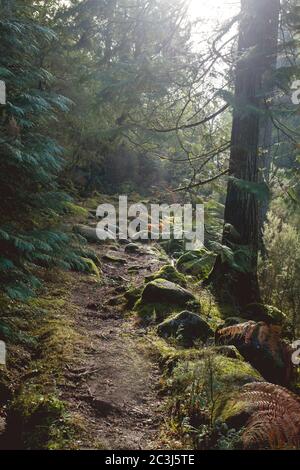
[236, 382, 300, 449]
[216, 321, 257, 344]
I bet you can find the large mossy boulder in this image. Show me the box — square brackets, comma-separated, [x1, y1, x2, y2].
[135, 279, 199, 323]
[176, 249, 216, 278]
[145, 265, 187, 287]
[157, 311, 213, 346]
[215, 321, 293, 386]
[141, 279, 195, 306]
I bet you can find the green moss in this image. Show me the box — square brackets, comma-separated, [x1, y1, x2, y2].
[7, 391, 66, 449]
[102, 253, 127, 264]
[124, 285, 144, 309]
[0, 271, 90, 450]
[159, 350, 261, 444]
[148, 334, 260, 388]
[145, 264, 187, 287]
[65, 202, 89, 218]
[198, 289, 223, 330]
[81, 257, 102, 281]
[212, 345, 243, 361]
[243, 303, 287, 325]
[11, 392, 64, 420]
[148, 335, 210, 370]
[145, 313, 262, 448]
[29, 297, 65, 310]
[6, 389, 86, 450]
[169, 353, 261, 398]
[213, 394, 248, 425]
[157, 311, 214, 347]
[134, 278, 199, 323]
[159, 238, 185, 256]
[134, 298, 182, 323]
[141, 278, 197, 306]
[210, 355, 261, 386]
[176, 250, 216, 279]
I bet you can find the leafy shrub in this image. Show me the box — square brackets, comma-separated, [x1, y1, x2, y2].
[259, 212, 300, 336]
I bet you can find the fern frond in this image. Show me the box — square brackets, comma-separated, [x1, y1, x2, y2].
[237, 383, 300, 449]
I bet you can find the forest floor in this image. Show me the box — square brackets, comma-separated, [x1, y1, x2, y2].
[61, 241, 166, 449]
[0, 238, 173, 450]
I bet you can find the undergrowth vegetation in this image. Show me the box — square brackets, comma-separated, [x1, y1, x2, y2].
[0, 269, 91, 450]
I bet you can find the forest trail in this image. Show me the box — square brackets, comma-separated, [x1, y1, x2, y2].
[62, 241, 166, 449]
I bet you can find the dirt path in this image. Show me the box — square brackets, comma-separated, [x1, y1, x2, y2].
[62, 242, 166, 449]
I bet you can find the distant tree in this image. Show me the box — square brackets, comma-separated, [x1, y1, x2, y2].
[0, 0, 86, 300]
[209, 0, 281, 308]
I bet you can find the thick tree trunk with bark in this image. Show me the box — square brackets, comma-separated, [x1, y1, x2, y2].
[209, 0, 280, 309]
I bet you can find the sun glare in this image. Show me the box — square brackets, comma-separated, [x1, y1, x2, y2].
[189, 0, 239, 23]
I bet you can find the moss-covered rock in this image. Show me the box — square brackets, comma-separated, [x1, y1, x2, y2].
[134, 279, 199, 323]
[216, 321, 293, 386]
[149, 337, 262, 447]
[157, 311, 214, 346]
[134, 299, 183, 323]
[209, 354, 262, 388]
[145, 265, 187, 287]
[102, 253, 127, 264]
[213, 391, 251, 431]
[176, 249, 216, 278]
[212, 345, 243, 360]
[170, 352, 262, 398]
[141, 278, 196, 306]
[124, 243, 143, 254]
[124, 285, 144, 309]
[243, 303, 287, 325]
[159, 239, 185, 256]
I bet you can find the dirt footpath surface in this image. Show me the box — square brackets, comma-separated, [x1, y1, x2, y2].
[63, 242, 166, 450]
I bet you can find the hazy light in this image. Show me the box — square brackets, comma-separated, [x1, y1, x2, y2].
[189, 0, 239, 23]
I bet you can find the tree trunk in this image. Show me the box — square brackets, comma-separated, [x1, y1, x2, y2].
[209, 0, 280, 310]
